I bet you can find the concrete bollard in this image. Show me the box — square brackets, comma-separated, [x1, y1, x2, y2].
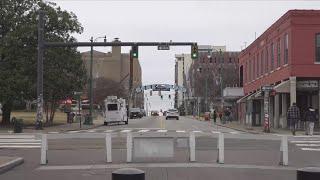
[126, 132, 132, 162]
[297, 167, 320, 180]
[40, 134, 48, 165]
[279, 135, 288, 166]
[105, 133, 112, 163]
[217, 132, 224, 164]
[112, 168, 145, 180]
[189, 131, 196, 162]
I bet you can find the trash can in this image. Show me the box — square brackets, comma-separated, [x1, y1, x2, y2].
[13, 118, 23, 133]
[112, 168, 145, 180]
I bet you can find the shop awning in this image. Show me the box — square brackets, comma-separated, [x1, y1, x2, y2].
[237, 93, 252, 103]
[274, 80, 290, 93]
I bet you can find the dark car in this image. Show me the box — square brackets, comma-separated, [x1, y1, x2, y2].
[129, 108, 142, 119]
[151, 110, 159, 116]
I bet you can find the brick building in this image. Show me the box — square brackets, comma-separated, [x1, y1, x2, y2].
[238, 10, 320, 128]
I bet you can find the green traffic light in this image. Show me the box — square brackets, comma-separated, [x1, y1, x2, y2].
[133, 52, 137, 57]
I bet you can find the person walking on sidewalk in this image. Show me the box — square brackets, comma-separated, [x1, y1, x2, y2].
[287, 102, 300, 136]
[213, 110, 217, 124]
[304, 106, 317, 136]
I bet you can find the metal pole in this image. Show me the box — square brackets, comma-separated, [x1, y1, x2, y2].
[205, 75, 208, 112]
[129, 49, 133, 109]
[86, 37, 94, 125]
[36, 10, 44, 130]
[78, 96, 81, 128]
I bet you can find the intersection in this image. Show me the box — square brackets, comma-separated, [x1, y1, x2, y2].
[1, 116, 320, 180]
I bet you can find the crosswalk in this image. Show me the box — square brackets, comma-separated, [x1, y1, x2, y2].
[290, 135, 320, 151]
[57, 128, 242, 135]
[0, 135, 41, 149]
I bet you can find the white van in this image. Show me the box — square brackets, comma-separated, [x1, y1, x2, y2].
[103, 96, 128, 125]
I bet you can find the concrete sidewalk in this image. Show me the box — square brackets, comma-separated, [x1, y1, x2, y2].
[0, 156, 24, 174]
[0, 115, 104, 134]
[187, 115, 318, 135]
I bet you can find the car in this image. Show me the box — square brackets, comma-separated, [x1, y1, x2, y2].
[129, 108, 142, 119]
[166, 109, 179, 120]
[151, 110, 159, 116]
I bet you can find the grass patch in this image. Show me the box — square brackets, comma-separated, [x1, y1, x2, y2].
[10, 111, 67, 126]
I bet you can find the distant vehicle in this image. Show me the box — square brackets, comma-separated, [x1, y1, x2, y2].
[103, 96, 128, 125]
[166, 109, 179, 120]
[151, 110, 159, 116]
[129, 108, 142, 119]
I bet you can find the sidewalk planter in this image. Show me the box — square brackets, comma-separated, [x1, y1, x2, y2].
[13, 118, 23, 133]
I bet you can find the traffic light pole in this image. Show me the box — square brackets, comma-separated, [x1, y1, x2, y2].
[36, 11, 197, 129]
[85, 37, 94, 125]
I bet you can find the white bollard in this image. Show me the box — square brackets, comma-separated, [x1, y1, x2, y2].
[217, 133, 224, 164]
[189, 131, 196, 162]
[40, 134, 48, 165]
[105, 133, 112, 163]
[280, 135, 288, 166]
[126, 132, 132, 162]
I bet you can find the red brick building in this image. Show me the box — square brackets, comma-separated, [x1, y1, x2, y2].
[238, 10, 320, 128]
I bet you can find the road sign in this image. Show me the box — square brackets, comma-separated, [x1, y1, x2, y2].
[158, 45, 170, 50]
[262, 86, 273, 91]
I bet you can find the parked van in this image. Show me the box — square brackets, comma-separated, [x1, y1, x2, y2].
[103, 96, 128, 125]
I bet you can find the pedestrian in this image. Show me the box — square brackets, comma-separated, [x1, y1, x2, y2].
[224, 108, 231, 123]
[287, 102, 300, 136]
[304, 106, 317, 136]
[213, 110, 217, 124]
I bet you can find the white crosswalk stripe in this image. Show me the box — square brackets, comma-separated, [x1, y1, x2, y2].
[157, 130, 168, 133]
[192, 130, 202, 133]
[120, 129, 132, 133]
[290, 136, 320, 151]
[176, 130, 186, 133]
[138, 129, 150, 133]
[0, 135, 41, 149]
[230, 131, 240, 134]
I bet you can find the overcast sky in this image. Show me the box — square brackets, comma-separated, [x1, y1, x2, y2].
[50, 0, 319, 110]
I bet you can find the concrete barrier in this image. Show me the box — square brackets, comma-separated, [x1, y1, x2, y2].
[126, 132, 132, 163]
[279, 135, 288, 166]
[106, 133, 112, 163]
[40, 134, 47, 165]
[217, 133, 224, 164]
[189, 132, 195, 162]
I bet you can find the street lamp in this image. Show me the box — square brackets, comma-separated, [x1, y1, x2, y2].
[85, 36, 106, 125]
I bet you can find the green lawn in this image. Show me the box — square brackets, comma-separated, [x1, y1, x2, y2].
[10, 111, 67, 126]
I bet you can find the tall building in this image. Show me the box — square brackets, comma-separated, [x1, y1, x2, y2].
[81, 38, 142, 106]
[238, 10, 320, 128]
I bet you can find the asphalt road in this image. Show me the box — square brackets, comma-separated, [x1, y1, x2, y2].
[1, 116, 320, 180]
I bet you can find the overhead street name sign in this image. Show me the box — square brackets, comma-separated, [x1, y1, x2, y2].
[157, 45, 170, 50]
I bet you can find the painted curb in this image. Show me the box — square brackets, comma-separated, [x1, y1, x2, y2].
[0, 157, 24, 174]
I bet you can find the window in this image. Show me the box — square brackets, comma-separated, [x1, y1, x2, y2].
[271, 43, 274, 70]
[265, 47, 268, 73]
[256, 54, 259, 77]
[246, 62, 248, 83]
[214, 57, 217, 63]
[277, 39, 281, 67]
[107, 104, 118, 111]
[229, 57, 232, 63]
[284, 34, 288, 64]
[316, 33, 320, 62]
[253, 57, 255, 79]
[261, 51, 264, 75]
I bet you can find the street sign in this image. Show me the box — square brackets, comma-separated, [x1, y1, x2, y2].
[262, 86, 273, 91]
[153, 84, 171, 91]
[157, 45, 170, 50]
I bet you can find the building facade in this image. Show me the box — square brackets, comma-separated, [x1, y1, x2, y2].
[81, 38, 142, 107]
[238, 10, 320, 128]
[176, 45, 239, 115]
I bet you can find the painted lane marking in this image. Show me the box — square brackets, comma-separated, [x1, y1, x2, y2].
[296, 144, 320, 147]
[290, 141, 320, 143]
[0, 145, 40, 148]
[176, 130, 186, 133]
[138, 129, 150, 133]
[121, 129, 132, 133]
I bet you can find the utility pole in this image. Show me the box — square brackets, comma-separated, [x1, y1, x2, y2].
[84, 37, 94, 125]
[129, 49, 133, 109]
[36, 10, 44, 130]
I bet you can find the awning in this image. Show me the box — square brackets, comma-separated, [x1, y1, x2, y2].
[274, 80, 290, 93]
[237, 93, 252, 103]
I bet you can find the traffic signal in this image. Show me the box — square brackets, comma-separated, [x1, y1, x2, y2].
[131, 45, 138, 58]
[168, 95, 171, 99]
[191, 44, 198, 59]
[161, 95, 163, 100]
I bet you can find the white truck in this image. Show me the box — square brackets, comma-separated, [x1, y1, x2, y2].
[103, 96, 128, 126]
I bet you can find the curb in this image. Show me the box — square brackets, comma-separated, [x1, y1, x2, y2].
[0, 157, 24, 174]
[215, 123, 262, 134]
[61, 123, 104, 133]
